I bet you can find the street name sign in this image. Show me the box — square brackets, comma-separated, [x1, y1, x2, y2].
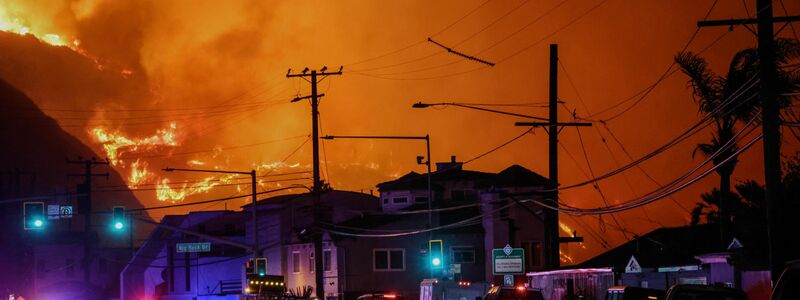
[176, 242, 211, 253]
[492, 244, 525, 275]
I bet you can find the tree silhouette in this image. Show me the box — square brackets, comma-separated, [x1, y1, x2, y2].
[675, 38, 800, 242]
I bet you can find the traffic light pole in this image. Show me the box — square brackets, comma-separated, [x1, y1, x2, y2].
[67, 157, 109, 291]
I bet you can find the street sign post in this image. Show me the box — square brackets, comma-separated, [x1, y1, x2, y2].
[176, 242, 211, 253]
[492, 244, 525, 275]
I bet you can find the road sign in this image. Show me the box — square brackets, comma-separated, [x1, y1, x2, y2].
[492, 244, 525, 275]
[60, 205, 73, 218]
[176, 242, 211, 253]
[450, 263, 461, 274]
[47, 205, 60, 220]
[503, 275, 515, 287]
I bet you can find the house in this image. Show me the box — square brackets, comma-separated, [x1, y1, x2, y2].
[527, 224, 773, 300]
[326, 158, 550, 300]
[121, 190, 380, 300]
[120, 210, 251, 300]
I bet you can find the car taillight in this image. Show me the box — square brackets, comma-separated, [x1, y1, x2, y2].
[515, 286, 525, 293]
[384, 295, 397, 299]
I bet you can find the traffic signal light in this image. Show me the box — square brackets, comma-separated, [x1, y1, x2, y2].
[24, 202, 45, 230]
[256, 258, 267, 276]
[246, 258, 255, 275]
[111, 206, 125, 231]
[429, 239, 443, 268]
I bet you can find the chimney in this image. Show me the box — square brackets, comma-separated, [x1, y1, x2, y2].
[436, 155, 462, 172]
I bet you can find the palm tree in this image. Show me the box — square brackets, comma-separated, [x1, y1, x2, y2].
[675, 38, 800, 243]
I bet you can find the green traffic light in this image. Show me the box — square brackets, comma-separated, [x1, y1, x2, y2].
[432, 257, 441, 266]
[33, 219, 43, 228]
[114, 221, 124, 230]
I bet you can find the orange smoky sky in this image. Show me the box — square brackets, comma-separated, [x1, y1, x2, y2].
[0, 0, 798, 262]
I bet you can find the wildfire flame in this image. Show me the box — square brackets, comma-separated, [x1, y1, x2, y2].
[129, 159, 151, 188]
[560, 250, 575, 264]
[91, 122, 178, 165]
[559, 221, 573, 234]
[0, 7, 71, 47]
[155, 175, 238, 203]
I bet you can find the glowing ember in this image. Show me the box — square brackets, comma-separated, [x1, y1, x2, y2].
[91, 122, 179, 165]
[187, 160, 206, 166]
[560, 250, 575, 264]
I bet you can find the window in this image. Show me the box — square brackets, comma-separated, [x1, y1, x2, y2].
[292, 252, 301, 273]
[373, 248, 405, 271]
[66, 258, 75, 277]
[309, 250, 315, 272]
[392, 197, 408, 204]
[415, 196, 429, 204]
[323, 250, 332, 272]
[383, 198, 389, 204]
[522, 241, 543, 269]
[452, 247, 475, 264]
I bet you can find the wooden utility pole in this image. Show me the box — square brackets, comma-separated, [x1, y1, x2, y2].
[516, 44, 590, 269]
[287, 66, 342, 300]
[67, 157, 109, 290]
[698, 4, 800, 281]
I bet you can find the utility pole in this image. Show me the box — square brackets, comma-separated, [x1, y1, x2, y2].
[697, 5, 800, 281]
[67, 157, 109, 290]
[515, 44, 590, 270]
[287, 66, 342, 300]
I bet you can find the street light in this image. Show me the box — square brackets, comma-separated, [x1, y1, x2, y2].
[163, 167, 261, 257]
[321, 134, 434, 235]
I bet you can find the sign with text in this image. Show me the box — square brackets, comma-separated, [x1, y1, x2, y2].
[176, 242, 211, 253]
[492, 244, 525, 275]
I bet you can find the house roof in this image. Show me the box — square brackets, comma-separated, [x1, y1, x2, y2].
[579, 224, 723, 270]
[242, 189, 379, 209]
[376, 165, 547, 191]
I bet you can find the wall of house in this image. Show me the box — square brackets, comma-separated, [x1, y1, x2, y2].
[380, 190, 426, 212]
[481, 192, 547, 283]
[337, 233, 431, 300]
[285, 242, 340, 298]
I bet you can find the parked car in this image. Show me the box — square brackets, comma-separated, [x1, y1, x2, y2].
[605, 286, 665, 300]
[664, 284, 747, 300]
[771, 261, 800, 300]
[479, 286, 544, 300]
